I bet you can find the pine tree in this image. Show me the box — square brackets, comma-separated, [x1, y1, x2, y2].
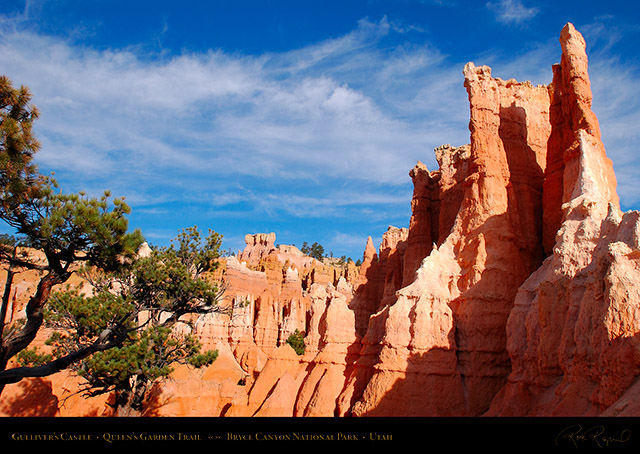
[38, 227, 226, 415]
[0, 76, 144, 392]
[300, 241, 325, 260]
[0, 77, 229, 416]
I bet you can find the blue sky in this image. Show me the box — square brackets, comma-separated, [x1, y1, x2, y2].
[0, 1, 638, 260]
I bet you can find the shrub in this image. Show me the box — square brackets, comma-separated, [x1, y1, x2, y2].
[286, 329, 305, 355]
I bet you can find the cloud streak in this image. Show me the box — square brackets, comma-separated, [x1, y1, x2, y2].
[0, 17, 466, 185]
[486, 0, 539, 25]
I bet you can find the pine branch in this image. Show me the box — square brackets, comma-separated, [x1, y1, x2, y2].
[0, 330, 127, 385]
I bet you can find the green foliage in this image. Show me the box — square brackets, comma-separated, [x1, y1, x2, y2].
[124, 227, 223, 317]
[186, 348, 219, 368]
[0, 75, 42, 214]
[0, 75, 145, 392]
[9, 184, 143, 275]
[43, 226, 225, 402]
[286, 329, 306, 356]
[15, 286, 136, 369]
[9, 225, 224, 407]
[15, 346, 52, 367]
[0, 75, 143, 272]
[45, 287, 135, 347]
[170, 226, 222, 274]
[300, 241, 325, 261]
[78, 326, 217, 395]
[0, 75, 222, 415]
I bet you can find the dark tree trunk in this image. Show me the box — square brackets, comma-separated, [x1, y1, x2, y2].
[0, 271, 67, 395]
[114, 375, 149, 417]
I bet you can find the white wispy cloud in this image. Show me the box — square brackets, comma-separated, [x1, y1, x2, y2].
[0, 16, 467, 198]
[486, 0, 539, 25]
[584, 38, 640, 209]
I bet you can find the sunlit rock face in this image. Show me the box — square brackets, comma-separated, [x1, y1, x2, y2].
[487, 23, 636, 417]
[340, 24, 640, 416]
[339, 22, 637, 417]
[343, 41, 554, 418]
[3, 23, 639, 418]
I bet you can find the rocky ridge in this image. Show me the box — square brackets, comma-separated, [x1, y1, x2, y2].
[1, 23, 639, 417]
